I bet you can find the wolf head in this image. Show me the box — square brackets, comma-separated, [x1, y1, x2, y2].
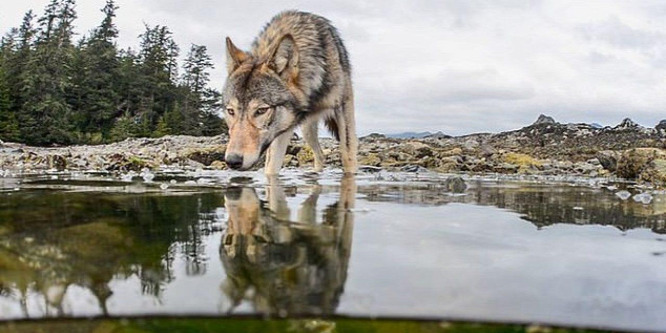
[222, 35, 306, 170]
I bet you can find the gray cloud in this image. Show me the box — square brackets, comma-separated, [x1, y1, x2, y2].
[2, 0, 666, 135]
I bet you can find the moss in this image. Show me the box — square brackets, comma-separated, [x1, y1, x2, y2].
[502, 152, 542, 167]
[358, 153, 381, 167]
[297, 146, 315, 165]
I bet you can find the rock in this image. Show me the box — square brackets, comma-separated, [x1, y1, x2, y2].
[442, 176, 466, 193]
[359, 153, 381, 167]
[596, 150, 620, 172]
[640, 159, 666, 185]
[401, 165, 426, 173]
[437, 147, 463, 157]
[209, 160, 227, 170]
[185, 145, 226, 166]
[400, 141, 430, 156]
[617, 148, 666, 179]
[282, 154, 297, 167]
[296, 146, 315, 165]
[106, 154, 155, 172]
[48, 155, 67, 171]
[501, 152, 541, 168]
[533, 114, 556, 125]
[359, 165, 382, 173]
[657, 120, 666, 136]
[613, 118, 640, 131]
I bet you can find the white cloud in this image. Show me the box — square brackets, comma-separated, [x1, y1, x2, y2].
[2, 0, 666, 135]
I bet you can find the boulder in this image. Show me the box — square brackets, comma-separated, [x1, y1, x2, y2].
[596, 150, 621, 172]
[640, 159, 666, 185]
[616, 148, 666, 179]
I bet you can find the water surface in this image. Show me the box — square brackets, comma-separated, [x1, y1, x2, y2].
[0, 170, 665, 332]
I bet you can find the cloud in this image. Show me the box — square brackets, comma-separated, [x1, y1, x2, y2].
[2, 0, 666, 135]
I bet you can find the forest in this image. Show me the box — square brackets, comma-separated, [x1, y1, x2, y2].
[0, 0, 226, 146]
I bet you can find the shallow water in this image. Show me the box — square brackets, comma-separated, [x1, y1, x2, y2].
[1, 169, 666, 332]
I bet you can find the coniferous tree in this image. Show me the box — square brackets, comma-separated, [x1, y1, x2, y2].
[0, 1, 225, 145]
[22, 0, 77, 145]
[71, 0, 121, 138]
[180, 44, 225, 136]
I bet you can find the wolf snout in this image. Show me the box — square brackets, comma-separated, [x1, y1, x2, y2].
[225, 154, 244, 170]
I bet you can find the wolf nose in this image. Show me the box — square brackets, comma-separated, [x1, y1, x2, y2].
[226, 154, 243, 170]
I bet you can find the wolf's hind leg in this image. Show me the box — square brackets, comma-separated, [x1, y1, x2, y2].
[302, 119, 325, 172]
[335, 95, 358, 174]
[265, 128, 294, 176]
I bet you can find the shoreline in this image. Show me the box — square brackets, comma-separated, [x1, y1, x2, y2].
[1, 116, 665, 186]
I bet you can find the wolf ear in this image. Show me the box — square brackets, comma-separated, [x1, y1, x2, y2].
[226, 37, 248, 74]
[265, 34, 299, 79]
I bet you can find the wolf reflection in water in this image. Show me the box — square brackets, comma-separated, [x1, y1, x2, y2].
[220, 176, 356, 316]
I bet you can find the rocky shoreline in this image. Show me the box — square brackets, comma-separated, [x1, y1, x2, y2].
[1, 115, 665, 185]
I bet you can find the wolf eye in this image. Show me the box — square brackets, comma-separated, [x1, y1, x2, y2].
[226, 108, 235, 116]
[255, 107, 270, 115]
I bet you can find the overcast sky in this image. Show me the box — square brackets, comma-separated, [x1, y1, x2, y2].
[2, 0, 666, 135]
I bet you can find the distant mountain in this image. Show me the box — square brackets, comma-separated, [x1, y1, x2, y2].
[386, 131, 449, 139]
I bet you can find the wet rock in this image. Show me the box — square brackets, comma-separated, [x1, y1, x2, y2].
[442, 176, 466, 193]
[185, 145, 226, 166]
[359, 165, 382, 173]
[617, 148, 666, 179]
[209, 160, 227, 170]
[106, 154, 155, 172]
[48, 155, 67, 171]
[401, 165, 426, 173]
[596, 150, 620, 172]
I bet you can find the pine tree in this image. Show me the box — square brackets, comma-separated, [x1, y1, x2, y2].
[21, 0, 78, 145]
[180, 44, 225, 136]
[0, 64, 20, 141]
[70, 0, 121, 140]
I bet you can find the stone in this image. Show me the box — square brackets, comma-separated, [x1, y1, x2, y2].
[184, 145, 226, 166]
[596, 150, 620, 172]
[533, 114, 556, 125]
[613, 118, 640, 131]
[359, 153, 381, 167]
[209, 160, 227, 170]
[296, 146, 315, 165]
[639, 159, 666, 185]
[617, 148, 666, 179]
[501, 152, 541, 168]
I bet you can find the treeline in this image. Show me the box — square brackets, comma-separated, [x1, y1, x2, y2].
[0, 0, 226, 146]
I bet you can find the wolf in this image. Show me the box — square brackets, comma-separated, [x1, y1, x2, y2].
[222, 10, 357, 175]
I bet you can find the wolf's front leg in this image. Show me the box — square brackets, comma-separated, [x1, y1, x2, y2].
[264, 128, 294, 175]
[336, 95, 358, 174]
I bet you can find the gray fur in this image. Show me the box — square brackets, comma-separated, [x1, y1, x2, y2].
[223, 11, 357, 174]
